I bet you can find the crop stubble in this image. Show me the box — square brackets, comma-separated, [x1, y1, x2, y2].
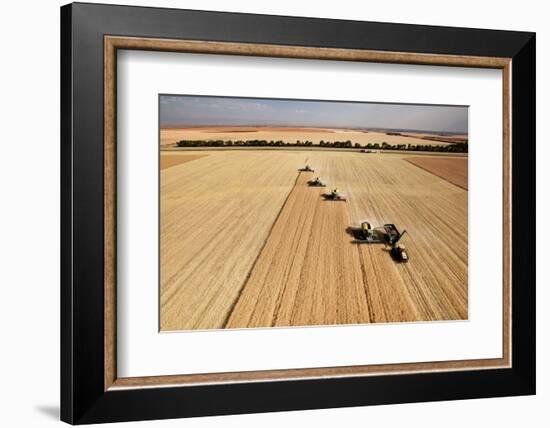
[160, 150, 468, 330]
[160, 151, 308, 330]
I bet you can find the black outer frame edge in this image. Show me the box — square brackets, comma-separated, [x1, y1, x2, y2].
[60, 4, 74, 425]
[70, 1, 533, 57]
[79, 370, 531, 424]
[60, 2, 536, 424]
[510, 34, 536, 391]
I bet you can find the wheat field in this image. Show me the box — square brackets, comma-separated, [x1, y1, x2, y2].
[160, 150, 468, 331]
[160, 150, 309, 330]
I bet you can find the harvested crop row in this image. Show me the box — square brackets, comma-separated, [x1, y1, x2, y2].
[161, 150, 468, 331]
[225, 170, 372, 328]
[160, 150, 308, 330]
[226, 151, 467, 327]
[331, 153, 468, 321]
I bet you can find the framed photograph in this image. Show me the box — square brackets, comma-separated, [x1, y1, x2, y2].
[60, 2, 536, 424]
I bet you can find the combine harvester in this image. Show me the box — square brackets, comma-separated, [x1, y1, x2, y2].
[349, 221, 409, 263]
[308, 177, 327, 187]
[322, 188, 347, 202]
[300, 164, 315, 172]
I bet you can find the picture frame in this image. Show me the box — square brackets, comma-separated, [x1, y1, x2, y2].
[60, 2, 535, 424]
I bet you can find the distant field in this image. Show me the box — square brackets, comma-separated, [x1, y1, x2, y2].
[160, 126, 459, 148]
[405, 156, 468, 190]
[160, 150, 468, 330]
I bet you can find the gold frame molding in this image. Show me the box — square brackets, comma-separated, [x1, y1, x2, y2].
[104, 36, 512, 391]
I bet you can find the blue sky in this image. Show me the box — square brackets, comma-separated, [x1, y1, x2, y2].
[160, 95, 468, 134]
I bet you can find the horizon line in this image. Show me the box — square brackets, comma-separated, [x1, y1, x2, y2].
[160, 123, 468, 135]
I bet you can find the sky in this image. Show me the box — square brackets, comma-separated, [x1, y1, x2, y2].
[160, 95, 468, 134]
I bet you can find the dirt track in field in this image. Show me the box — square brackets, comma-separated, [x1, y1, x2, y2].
[405, 156, 468, 190]
[160, 150, 468, 330]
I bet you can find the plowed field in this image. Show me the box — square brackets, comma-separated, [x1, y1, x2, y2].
[160, 153, 209, 170]
[405, 156, 468, 189]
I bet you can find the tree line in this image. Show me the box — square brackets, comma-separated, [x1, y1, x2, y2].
[176, 139, 468, 153]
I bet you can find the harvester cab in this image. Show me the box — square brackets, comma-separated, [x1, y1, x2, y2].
[361, 221, 372, 233]
[359, 221, 374, 240]
[350, 221, 383, 243]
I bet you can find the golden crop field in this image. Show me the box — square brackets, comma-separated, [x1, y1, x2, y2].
[160, 149, 468, 331]
[160, 150, 309, 330]
[160, 126, 458, 147]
